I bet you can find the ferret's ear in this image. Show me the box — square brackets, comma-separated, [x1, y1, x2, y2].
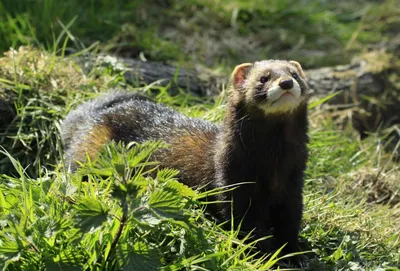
[232, 63, 252, 88]
[289, 60, 305, 78]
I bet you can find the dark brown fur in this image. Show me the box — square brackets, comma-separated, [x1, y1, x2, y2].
[62, 60, 310, 256]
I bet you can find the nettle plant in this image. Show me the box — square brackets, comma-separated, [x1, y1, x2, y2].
[0, 141, 281, 271]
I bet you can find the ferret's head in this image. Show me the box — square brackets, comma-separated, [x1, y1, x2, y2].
[230, 60, 309, 114]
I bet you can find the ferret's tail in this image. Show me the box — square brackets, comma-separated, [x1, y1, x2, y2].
[61, 90, 148, 170]
[61, 90, 147, 149]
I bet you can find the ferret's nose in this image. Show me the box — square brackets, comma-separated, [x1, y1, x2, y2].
[279, 79, 293, 90]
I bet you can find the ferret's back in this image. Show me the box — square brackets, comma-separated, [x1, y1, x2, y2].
[61, 91, 219, 170]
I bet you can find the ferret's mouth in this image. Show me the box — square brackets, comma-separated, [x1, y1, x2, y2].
[270, 90, 295, 104]
[259, 84, 302, 114]
[280, 91, 294, 98]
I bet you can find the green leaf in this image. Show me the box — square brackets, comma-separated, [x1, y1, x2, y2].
[45, 248, 84, 271]
[163, 180, 196, 198]
[134, 210, 162, 226]
[117, 242, 161, 271]
[127, 142, 160, 169]
[44, 261, 82, 271]
[156, 168, 180, 182]
[149, 190, 180, 211]
[148, 189, 186, 220]
[0, 239, 21, 271]
[74, 197, 109, 233]
[0, 253, 22, 271]
[0, 238, 20, 255]
[149, 190, 180, 208]
[112, 182, 145, 212]
[308, 91, 341, 109]
[0, 189, 11, 215]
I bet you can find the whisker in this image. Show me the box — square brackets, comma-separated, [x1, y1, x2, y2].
[235, 113, 250, 124]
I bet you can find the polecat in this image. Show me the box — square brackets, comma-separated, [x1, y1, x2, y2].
[61, 60, 310, 256]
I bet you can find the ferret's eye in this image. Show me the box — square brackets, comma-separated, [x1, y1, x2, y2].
[292, 73, 299, 80]
[260, 76, 269, 84]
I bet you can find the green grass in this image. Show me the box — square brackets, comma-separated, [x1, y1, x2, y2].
[0, 1, 399, 270]
[1, 0, 399, 68]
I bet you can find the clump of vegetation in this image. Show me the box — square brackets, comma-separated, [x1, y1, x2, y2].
[0, 141, 283, 270]
[302, 127, 400, 270]
[0, 46, 127, 177]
